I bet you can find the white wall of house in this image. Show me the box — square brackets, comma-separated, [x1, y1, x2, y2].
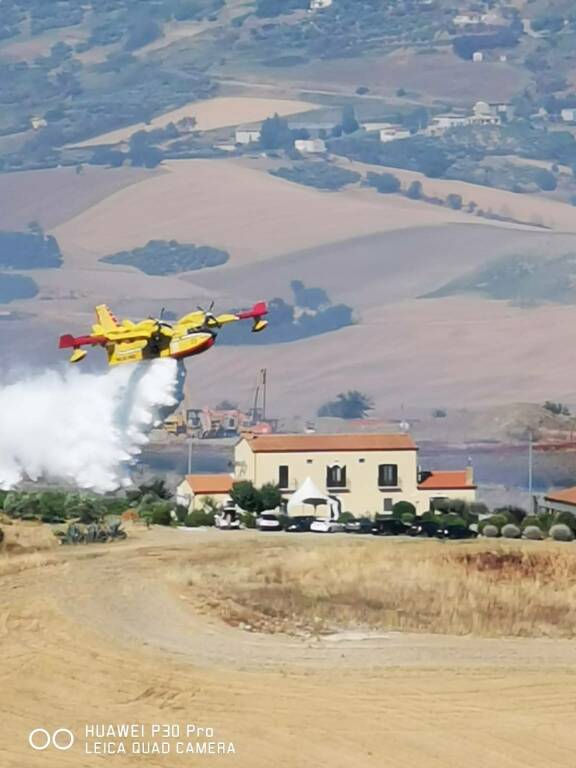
[234, 438, 475, 517]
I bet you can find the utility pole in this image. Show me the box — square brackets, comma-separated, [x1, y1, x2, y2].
[187, 438, 193, 475]
[528, 430, 533, 505]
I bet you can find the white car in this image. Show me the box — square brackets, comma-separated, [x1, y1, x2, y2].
[215, 501, 241, 530]
[310, 518, 345, 533]
[256, 513, 283, 531]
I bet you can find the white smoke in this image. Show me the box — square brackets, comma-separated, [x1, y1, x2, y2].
[0, 359, 181, 492]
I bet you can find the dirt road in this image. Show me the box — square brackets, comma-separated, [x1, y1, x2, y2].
[1, 527, 575, 767]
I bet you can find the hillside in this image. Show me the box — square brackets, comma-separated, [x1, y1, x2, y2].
[2, 0, 576, 416]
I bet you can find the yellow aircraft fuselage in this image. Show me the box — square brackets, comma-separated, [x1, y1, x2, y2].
[59, 303, 268, 366]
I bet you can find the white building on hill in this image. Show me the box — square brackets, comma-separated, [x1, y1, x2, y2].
[235, 128, 261, 145]
[294, 138, 327, 154]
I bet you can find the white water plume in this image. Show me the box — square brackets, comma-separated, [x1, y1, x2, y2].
[0, 359, 182, 492]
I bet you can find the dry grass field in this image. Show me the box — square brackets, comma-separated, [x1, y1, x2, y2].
[50, 158, 472, 265]
[235, 48, 529, 104]
[2, 525, 576, 768]
[336, 158, 576, 232]
[173, 538, 576, 638]
[0, 164, 154, 231]
[71, 96, 320, 148]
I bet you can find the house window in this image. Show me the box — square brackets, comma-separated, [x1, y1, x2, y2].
[358, 458, 365, 463]
[383, 498, 394, 512]
[278, 465, 289, 490]
[306, 459, 313, 464]
[326, 464, 347, 488]
[378, 464, 398, 487]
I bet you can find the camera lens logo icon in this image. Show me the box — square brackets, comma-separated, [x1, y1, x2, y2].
[28, 728, 75, 751]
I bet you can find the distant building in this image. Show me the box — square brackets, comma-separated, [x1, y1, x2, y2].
[288, 120, 336, 139]
[310, 0, 333, 9]
[379, 124, 411, 142]
[473, 101, 514, 123]
[425, 114, 470, 136]
[176, 474, 234, 512]
[362, 120, 398, 132]
[453, 11, 485, 26]
[235, 128, 261, 145]
[453, 11, 505, 27]
[30, 116, 47, 130]
[294, 138, 327, 154]
[561, 108, 576, 123]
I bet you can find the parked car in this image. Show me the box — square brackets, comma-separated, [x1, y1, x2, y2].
[371, 517, 410, 536]
[285, 516, 316, 533]
[407, 520, 440, 538]
[310, 518, 345, 533]
[215, 501, 241, 530]
[256, 513, 283, 531]
[344, 518, 373, 534]
[437, 524, 478, 540]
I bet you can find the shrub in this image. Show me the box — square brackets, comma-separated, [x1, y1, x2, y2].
[550, 523, 574, 542]
[185, 509, 215, 527]
[446, 193, 463, 210]
[392, 501, 416, 518]
[521, 515, 540, 530]
[240, 512, 257, 529]
[494, 505, 527, 525]
[150, 502, 173, 526]
[482, 524, 500, 538]
[479, 514, 509, 534]
[338, 511, 355, 524]
[553, 511, 576, 533]
[524, 525, 544, 540]
[501, 523, 521, 539]
[406, 180, 423, 200]
[366, 171, 401, 194]
[270, 164, 361, 191]
[174, 504, 188, 524]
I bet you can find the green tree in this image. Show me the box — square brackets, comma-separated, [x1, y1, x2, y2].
[317, 390, 374, 419]
[260, 113, 293, 149]
[124, 16, 163, 51]
[230, 481, 263, 514]
[446, 193, 463, 210]
[367, 171, 401, 193]
[341, 105, 359, 134]
[406, 180, 423, 199]
[260, 483, 283, 511]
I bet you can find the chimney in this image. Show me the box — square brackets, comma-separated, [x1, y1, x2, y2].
[465, 457, 474, 486]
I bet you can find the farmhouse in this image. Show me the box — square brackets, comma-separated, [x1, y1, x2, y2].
[294, 138, 327, 154]
[234, 432, 476, 517]
[177, 474, 233, 512]
[472, 101, 514, 125]
[379, 124, 411, 143]
[561, 108, 576, 123]
[235, 128, 261, 145]
[425, 114, 470, 136]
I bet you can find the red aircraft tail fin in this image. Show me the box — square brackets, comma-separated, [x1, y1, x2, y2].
[238, 301, 268, 320]
[59, 334, 77, 349]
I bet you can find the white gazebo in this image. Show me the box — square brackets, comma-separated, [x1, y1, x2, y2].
[287, 477, 337, 519]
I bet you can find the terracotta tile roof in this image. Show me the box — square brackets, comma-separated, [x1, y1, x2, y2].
[544, 486, 576, 507]
[418, 471, 476, 490]
[242, 433, 417, 453]
[185, 474, 233, 495]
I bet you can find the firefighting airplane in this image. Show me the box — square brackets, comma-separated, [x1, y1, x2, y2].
[59, 301, 268, 366]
